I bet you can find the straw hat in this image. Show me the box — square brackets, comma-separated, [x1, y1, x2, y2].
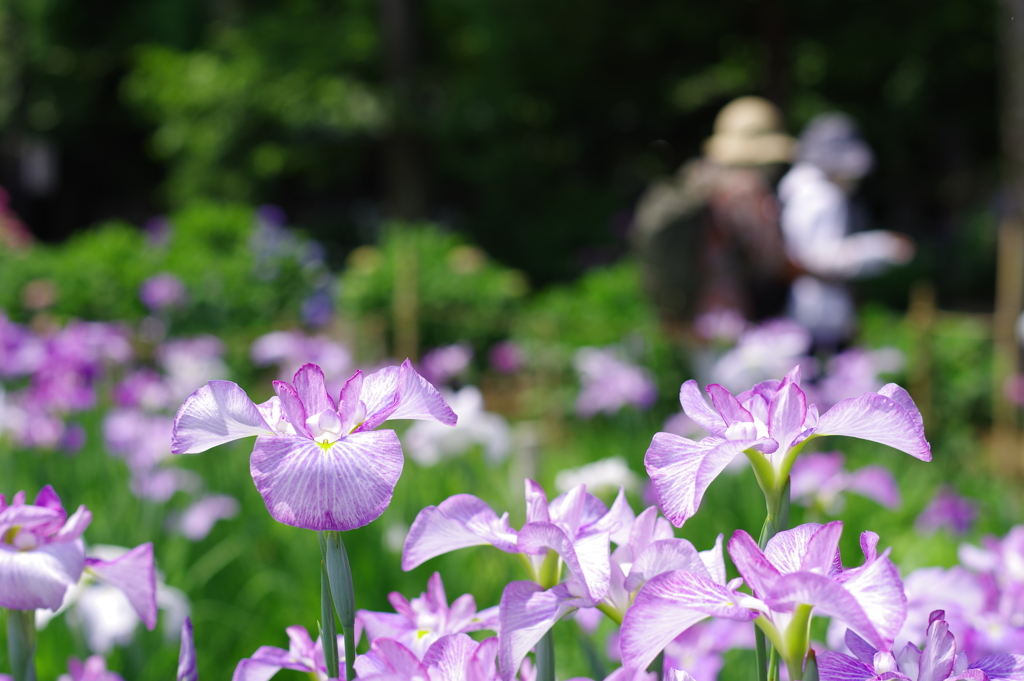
[703, 96, 795, 166]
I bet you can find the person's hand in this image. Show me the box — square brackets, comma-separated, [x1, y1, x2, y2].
[887, 232, 916, 264]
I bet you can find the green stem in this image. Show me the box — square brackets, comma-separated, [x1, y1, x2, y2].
[535, 628, 555, 681]
[7, 609, 38, 681]
[755, 478, 792, 681]
[318, 534, 341, 679]
[322, 531, 357, 681]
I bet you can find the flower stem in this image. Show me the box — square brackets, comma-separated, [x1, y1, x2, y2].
[755, 477, 792, 681]
[7, 609, 38, 681]
[323, 530, 357, 681]
[317, 548, 342, 675]
[535, 628, 555, 681]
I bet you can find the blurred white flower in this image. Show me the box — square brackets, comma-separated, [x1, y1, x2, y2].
[403, 386, 510, 465]
[555, 456, 639, 494]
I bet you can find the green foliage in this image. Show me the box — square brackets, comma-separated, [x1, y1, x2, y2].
[338, 223, 529, 356]
[0, 201, 324, 336]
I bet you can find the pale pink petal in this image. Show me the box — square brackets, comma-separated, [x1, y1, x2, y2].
[525, 479, 550, 523]
[292, 364, 335, 415]
[919, 618, 956, 681]
[498, 582, 583, 681]
[231, 659, 281, 681]
[625, 538, 708, 593]
[814, 392, 931, 461]
[0, 540, 84, 610]
[402, 495, 518, 570]
[517, 522, 609, 600]
[172, 381, 275, 454]
[760, 523, 840, 577]
[86, 543, 158, 629]
[678, 381, 726, 436]
[646, 434, 759, 526]
[357, 610, 411, 643]
[620, 570, 756, 672]
[584, 488, 635, 546]
[369, 638, 428, 676]
[877, 384, 924, 432]
[250, 429, 403, 531]
[340, 371, 364, 429]
[50, 505, 92, 543]
[698, 534, 727, 586]
[838, 548, 907, 650]
[548, 485, 587, 536]
[358, 360, 457, 430]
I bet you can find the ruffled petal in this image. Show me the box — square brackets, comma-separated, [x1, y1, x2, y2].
[0, 540, 84, 610]
[767, 382, 808, 450]
[698, 534, 727, 586]
[273, 381, 311, 438]
[814, 391, 931, 461]
[498, 582, 583, 681]
[402, 494, 518, 570]
[423, 634, 480, 680]
[517, 522, 610, 600]
[727, 530, 780, 599]
[764, 522, 841, 577]
[525, 479, 550, 523]
[839, 548, 907, 650]
[919, 618, 956, 681]
[85, 542, 158, 629]
[678, 381, 726, 436]
[706, 385, 754, 426]
[620, 569, 756, 672]
[583, 487, 635, 546]
[358, 360, 457, 430]
[172, 381, 275, 454]
[292, 364, 335, 416]
[625, 538, 708, 593]
[645, 434, 758, 527]
[250, 430, 403, 531]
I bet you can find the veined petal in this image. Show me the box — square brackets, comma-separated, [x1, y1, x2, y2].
[340, 371, 365, 430]
[51, 505, 92, 543]
[620, 569, 756, 672]
[839, 548, 906, 650]
[368, 638, 427, 677]
[767, 382, 808, 451]
[172, 381, 274, 454]
[231, 659, 282, 681]
[0, 540, 84, 610]
[525, 479, 550, 524]
[549, 485, 587, 537]
[678, 381, 726, 436]
[357, 610, 410, 644]
[727, 530, 780, 599]
[423, 634, 480, 681]
[273, 381, 311, 438]
[645, 434, 758, 527]
[402, 494, 518, 570]
[877, 384, 924, 432]
[767, 522, 841, 577]
[498, 582, 583, 681]
[706, 385, 754, 426]
[517, 522, 609, 600]
[584, 487, 634, 546]
[85, 542, 157, 629]
[359, 360, 457, 430]
[250, 430, 403, 531]
[814, 392, 931, 462]
[292, 364, 335, 416]
[919, 618, 956, 681]
[698, 534, 727, 586]
[625, 538, 708, 593]
[816, 651, 874, 681]
[970, 655, 1024, 680]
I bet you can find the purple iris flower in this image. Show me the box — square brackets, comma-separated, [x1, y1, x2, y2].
[0, 485, 92, 610]
[574, 347, 657, 418]
[0, 486, 158, 632]
[646, 366, 930, 527]
[178, 617, 198, 681]
[174, 494, 240, 541]
[419, 344, 474, 387]
[232, 625, 344, 681]
[816, 347, 904, 411]
[819, 610, 1024, 681]
[356, 572, 499, 658]
[620, 522, 906, 680]
[402, 480, 633, 680]
[790, 452, 901, 514]
[355, 633, 498, 681]
[56, 656, 125, 681]
[916, 486, 978, 536]
[139, 273, 187, 311]
[171, 361, 456, 531]
[707, 319, 812, 393]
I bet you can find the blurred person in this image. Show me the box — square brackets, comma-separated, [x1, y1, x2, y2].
[632, 96, 796, 337]
[779, 113, 914, 347]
